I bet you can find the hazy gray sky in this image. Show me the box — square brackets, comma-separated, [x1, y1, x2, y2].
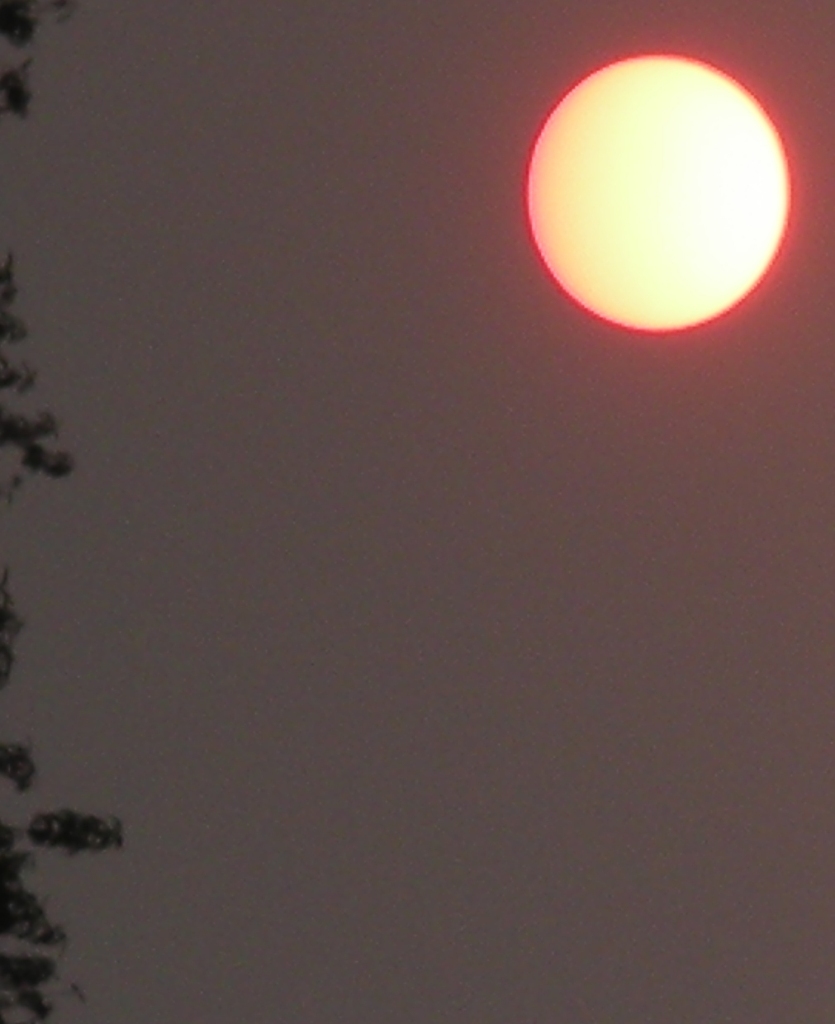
[2, 1, 835, 1022]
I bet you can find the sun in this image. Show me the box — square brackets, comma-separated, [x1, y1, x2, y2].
[526, 55, 791, 332]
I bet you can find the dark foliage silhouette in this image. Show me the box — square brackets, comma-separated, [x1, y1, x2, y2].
[27, 812, 124, 856]
[0, 740, 36, 792]
[0, 2, 76, 120]
[0, 57, 31, 116]
[0, 0, 75, 46]
[0, 252, 73, 502]
[0, 3, 124, 1021]
[0, 571, 22, 690]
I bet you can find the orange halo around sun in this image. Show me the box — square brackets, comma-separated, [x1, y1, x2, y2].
[526, 55, 791, 332]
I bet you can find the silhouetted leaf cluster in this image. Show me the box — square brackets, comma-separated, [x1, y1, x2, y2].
[27, 812, 124, 856]
[0, 825, 66, 1022]
[0, 1, 78, 501]
[0, 5, 123, 1020]
[0, 253, 74, 502]
[0, 952, 72, 1024]
[0, 570, 21, 689]
[0, 802, 121, 1020]
[0, 1, 76, 48]
[0, 1, 37, 46]
[0, 570, 123, 1021]
[0, 761, 123, 1020]
[0, 954, 55, 992]
[0, 2, 77, 120]
[0, 841, 66, 1022]
[0, 56, 30, 115]
[0, 741, 35, 791]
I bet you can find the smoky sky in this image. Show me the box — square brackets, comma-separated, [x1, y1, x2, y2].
[1, 1, 835, 1022]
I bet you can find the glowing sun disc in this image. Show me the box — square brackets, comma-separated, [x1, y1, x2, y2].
[526, 55, 791, 331]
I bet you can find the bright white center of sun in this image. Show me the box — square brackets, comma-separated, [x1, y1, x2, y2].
[526, 55, 791, 331]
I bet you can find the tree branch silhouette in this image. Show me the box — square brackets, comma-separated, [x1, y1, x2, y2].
[0, 3, 124, 1021]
